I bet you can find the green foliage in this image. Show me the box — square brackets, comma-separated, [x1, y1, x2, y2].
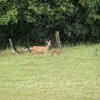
[79, 0, 100, 20]
[0, 0, 100, 48]
[0, 7, 18, 25]
[0, 0, 18, 25]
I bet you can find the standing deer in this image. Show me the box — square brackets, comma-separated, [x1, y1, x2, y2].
[30, 40, 51, 54]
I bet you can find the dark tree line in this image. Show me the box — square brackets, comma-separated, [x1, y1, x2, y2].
[0, 0, 100, 49]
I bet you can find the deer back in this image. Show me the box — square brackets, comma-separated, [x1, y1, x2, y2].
[51, 49, 63, 55]
[30, 40, 51, 53]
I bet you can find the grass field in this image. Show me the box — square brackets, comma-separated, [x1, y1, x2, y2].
[0, 44, 100, 100]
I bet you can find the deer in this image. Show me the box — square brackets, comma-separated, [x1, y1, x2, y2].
[30, 40, 51, 54]
[51, 49, 63, 55]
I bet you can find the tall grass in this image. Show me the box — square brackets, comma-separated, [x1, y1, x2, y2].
[0, 44, 100, 100]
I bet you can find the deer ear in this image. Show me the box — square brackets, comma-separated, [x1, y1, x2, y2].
[45, 40, 51, 43]
[45, 40, 49, 43]
[49, 40, 51, 43]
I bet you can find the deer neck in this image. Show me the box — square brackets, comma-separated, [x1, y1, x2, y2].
[47, 44, 50, 49]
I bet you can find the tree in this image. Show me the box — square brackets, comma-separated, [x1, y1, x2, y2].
[0, 0, 100, 49]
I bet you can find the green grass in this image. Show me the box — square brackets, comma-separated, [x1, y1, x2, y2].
[0, 44, 100, 100]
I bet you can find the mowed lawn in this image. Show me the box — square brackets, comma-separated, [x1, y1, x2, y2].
[0, 44, 100, 100]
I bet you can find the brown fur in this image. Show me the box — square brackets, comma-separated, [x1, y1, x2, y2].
[51, 49, 63, 55]
[30, 41, 51, 54]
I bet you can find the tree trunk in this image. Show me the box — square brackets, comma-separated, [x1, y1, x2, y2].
[9, 38, 20, 54]
[55, 31, 62, 48]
